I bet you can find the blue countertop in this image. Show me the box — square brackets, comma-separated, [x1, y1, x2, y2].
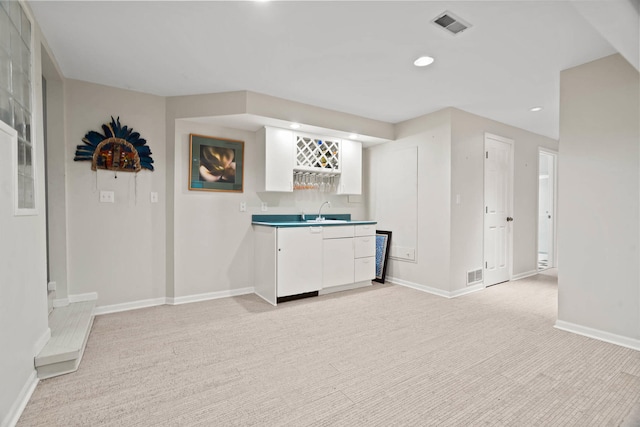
[252, 214, 377, 228]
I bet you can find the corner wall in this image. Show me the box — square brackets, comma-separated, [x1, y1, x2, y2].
[367, 107, 558, 295]
[558, 53, 640, 342]
[64, 80, 167, 308]
[367, 108, 453, 292]
[450, 108, 558, 291]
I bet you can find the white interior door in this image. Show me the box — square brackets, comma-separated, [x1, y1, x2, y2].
[484, 134, 513, 286]
[538, 150, 556, 270]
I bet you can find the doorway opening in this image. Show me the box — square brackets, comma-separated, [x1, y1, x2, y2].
[538, 149, 557, 271]
[41, 45, 67, 313]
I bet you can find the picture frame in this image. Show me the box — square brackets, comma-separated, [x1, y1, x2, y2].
[374, 230, 392, 283]
[189, 134, 244, 192]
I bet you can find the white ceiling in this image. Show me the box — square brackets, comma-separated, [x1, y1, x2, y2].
[30, 1, 631, 140]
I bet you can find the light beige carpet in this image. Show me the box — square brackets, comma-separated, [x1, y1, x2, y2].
[19, 271, 640, 426]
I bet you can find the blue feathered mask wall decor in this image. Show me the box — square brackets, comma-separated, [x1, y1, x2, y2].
[74, 116, 154, 172]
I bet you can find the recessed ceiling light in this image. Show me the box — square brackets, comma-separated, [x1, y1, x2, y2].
[530, 106, 543, 112]
[290, 123, 301, 129]
[414, 56, 435, 67]
[348, 134, 359, 140]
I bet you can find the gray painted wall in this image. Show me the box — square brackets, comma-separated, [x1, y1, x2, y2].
[367, 107, 558, 294]
[558, 54, 640, 339]
[64, 80, 167, 307]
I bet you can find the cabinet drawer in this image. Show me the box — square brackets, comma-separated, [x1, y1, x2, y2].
[323, 225, 354, 239]
[354, 236, 375, 258]
[355, 224, 375, 236]
[354, 257, 375, 282]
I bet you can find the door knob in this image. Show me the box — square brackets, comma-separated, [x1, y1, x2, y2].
[506, 217, 514, 222]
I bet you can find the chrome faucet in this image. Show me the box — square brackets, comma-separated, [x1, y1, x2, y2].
[318, 201, 331, 221]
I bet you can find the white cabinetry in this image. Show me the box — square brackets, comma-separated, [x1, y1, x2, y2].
[354, 225, 376, 282]
[253, 225, 323, 305]
[337, 139, 362, 195]
[253, 223, 376, 305]
[277, 227, 323, 297]
[258, 126, 363, 195]
[322, 226, 355, 289]
[257, 126, 294, 192]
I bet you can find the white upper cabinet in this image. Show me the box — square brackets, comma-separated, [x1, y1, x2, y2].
[258, 126, 363, 195]
[258, 126, 294, 192]
[337, 139, 362, 195]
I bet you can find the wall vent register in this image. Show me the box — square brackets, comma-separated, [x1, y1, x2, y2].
[467, 268, 483, 285]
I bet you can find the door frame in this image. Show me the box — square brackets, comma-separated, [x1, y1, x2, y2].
[537, 147, 558, 270]
[483, 132, 515, 285]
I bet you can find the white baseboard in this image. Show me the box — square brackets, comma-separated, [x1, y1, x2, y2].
[555, 320, 640, 351]
[388, 276, 485, 299]
[52, 298, 68, 308]
[94, 287, 256, 315]
[52, 292, 98, 308]
[94, 297, 166, 316]
[451, 283, 485, 297]
[69, 292, 98, 303]
[1, 370, 38, 427]
[511, 270, 539, 281]
[388, 276, 451, 298]
[167, 287, 255, 305]
[33, 328, 51, 357]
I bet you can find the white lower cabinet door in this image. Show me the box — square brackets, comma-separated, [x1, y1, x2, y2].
[354, 257, 376, 282]
[322, 238, 355, 288]
[277, 227, 323, 297]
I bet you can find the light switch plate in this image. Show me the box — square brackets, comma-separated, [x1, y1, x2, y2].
[100, 191, 114, 203]
[240, 202, 246, 212]
[261, 202, 267, 212]
[150, 192, 159, 203]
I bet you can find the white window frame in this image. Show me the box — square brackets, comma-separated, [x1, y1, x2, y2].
[1, 0, 37, 216]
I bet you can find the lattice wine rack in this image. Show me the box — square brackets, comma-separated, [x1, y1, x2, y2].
[294, 134, 340, 173]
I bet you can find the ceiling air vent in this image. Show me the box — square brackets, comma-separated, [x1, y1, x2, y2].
[433, 11, 471, 35]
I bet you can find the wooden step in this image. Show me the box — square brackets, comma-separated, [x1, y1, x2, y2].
[35, 301, 95, 379]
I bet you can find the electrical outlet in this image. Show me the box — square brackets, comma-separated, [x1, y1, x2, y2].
[47, 281, 56, 292]
[240, 202, 246, 212]
[261, 202, 267, 212]
[100, 191, 114, 203]
[150, 192, 159, 203]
